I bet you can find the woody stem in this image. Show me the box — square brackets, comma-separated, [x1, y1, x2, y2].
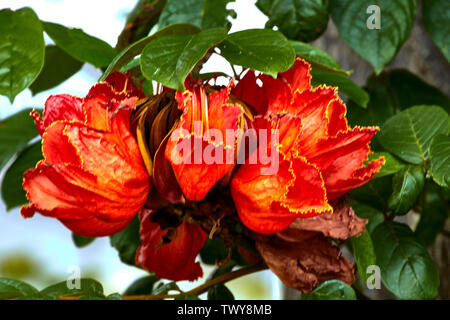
[122, 263, 268, 300]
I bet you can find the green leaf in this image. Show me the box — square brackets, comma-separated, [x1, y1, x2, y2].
[289, 40, 347, 74]
[350, 175, 393, 212]
[110, 215, 141, 266]
[71, 233, 96, 248]
[330, 0, 417, 73]
[207, 261, 238, 283]
[346, 76, 396, 129]
[30, 45, 83, 95]
[141, 28, 227, 90]
[372, 222, 440, 299]
[202, 0, 235, 30]
[43, 22, 116, 68]
[158, 0, 234, 30]
[0, 278, 39, 300]
[378, 105, 450, 165]
[347, 70, 450, 137]
[116, 0, 168, 51]
[385, 70, 450, 113]
[423, 0, 450, 62]
[429, 135, 450, 188]
[0, 7, 45, 102]
[78, 293, 107, 300]
[219, 29, 296, 78]
[207, 284, 235, 300]
[200, 238, 229, 265]
[106, 293, 122, 300]
[257, 0, 329, 42]
[40, 279, 103, 300]
[79, 292, 123, 300]
[369, 152, 406, 179]
[350, 200, 385, 234]
[301, 280, 356, 300]
[123, 275, 159, 296]
[414, 184, 448, 247]
[152, 281, 180, 295]
[388, 166, 425, 215]
[175, 294, 201, 300]
[310, 67, 369, 108]
[349, 230, 376, 284]
[1, 141, 41, 210]
[101, 23, 200, 81]
[0, 109, 38, 171]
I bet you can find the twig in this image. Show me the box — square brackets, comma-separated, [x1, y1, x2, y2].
[122, 263, 267, 300]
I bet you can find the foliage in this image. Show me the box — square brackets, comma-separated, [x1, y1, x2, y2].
[0, 0, 448, 301]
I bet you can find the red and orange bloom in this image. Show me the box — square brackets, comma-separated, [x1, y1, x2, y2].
[19, 59, 383, 287]
[231, 58, 384, 235]
[134, 82, 243, 280]
[165, 81, 243, 201]
[136, 209, 207, 281]
[22, 73, 151, 237]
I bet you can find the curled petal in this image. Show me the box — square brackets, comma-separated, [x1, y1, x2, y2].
[60, 215, 134, 238]
[278, 202, 367, 241]
[231, 156, 330, 234]
[32, 95, 84, 135]
[84, 83, 138, 131]
[308, 127, 384, 200]
[166, 86, 242, 201]
[279, 58, 312, 95]
[22, 73, 150, 237]
[22, 161, 148, 236]
[42, 121, 82, 166]
[259, 74, 291, 115]
[136, 209, 207, 281]
[166, 136, 235, 201]
[291, 86, 338, 154]
[104, 72, 145, 99]
[153, 134, 184, 204]
[256, 235, 355, 293]
[232, 70, 268, 115]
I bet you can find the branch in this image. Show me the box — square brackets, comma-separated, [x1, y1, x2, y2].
[122, 263, 268, 300]
[116, 0, 167, 51]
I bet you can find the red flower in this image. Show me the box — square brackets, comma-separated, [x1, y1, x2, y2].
[136, 209, 207, 281]
[21, 73, 150, 237]
[165, 83, 243, 201]
[230, 58, 384, 234]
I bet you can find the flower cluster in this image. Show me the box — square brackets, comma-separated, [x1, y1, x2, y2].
[22, 59, 383, 292]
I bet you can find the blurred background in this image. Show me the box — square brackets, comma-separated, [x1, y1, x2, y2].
[0, 0, 280, 299]
[1, 0, 449, 299]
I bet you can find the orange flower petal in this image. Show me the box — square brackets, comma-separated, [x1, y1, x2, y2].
[136, 209, 207, 281]
[279, 58, 312, 95]
[32, 94, 84, 135]
[22, 73, 150, 237]
[232, 70, 268, 115]
[291, 86, 338, 154]
[42, 121, 82, 166]
[153, 134, 184, 204]
[104, 72, 145, 99]
[307, 127, 384, 199]
[231, 156, 330, 234]
[166, 86, 242, 201]
[60, 215, 134, 238]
